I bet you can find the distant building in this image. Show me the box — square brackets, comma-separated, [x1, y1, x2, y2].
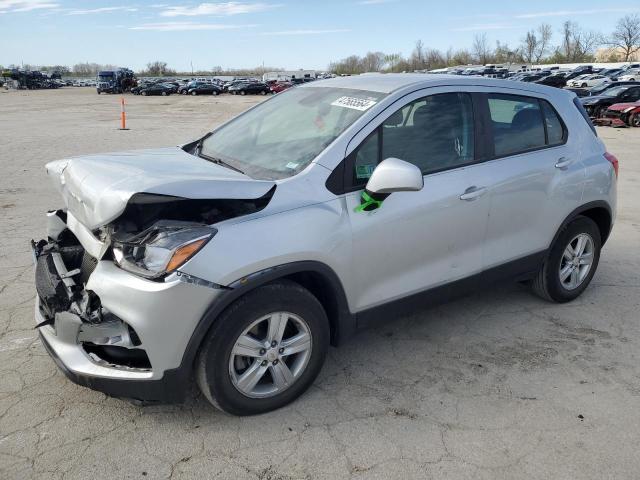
[262, 70, 317, 82]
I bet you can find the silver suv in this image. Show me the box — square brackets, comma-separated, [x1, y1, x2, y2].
[34, 75, 618, 415]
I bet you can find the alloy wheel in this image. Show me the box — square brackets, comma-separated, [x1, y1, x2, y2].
[559, 233, 594, 290]
[229, 312, 312, 398]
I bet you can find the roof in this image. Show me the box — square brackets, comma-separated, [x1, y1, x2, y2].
[303, 73, 567, 97]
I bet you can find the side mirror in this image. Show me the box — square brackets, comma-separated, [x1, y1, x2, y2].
[356, 158, 423, 212]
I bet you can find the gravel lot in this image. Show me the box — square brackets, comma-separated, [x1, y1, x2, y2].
[1, 87, 639, 480]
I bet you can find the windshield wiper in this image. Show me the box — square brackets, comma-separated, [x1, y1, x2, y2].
[198, 152, 246, 175]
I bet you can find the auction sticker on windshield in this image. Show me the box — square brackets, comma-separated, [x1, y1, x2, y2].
[331, 96, 377, 111]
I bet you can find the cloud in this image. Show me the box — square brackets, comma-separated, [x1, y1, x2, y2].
[67, 6, 139, 15]
[130, 21, 257, 31]
[159, 2, 280, 17]
[0, 0, 59, 13]
[514, 8, 640, 19]
[260, 29, 351, 35]
[452, 23, 520, 32]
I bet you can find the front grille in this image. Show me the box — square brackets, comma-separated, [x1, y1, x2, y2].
[79, 251, 98, 284]
[35, 253, 70, 321]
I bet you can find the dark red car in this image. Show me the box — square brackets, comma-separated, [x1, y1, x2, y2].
[270, 81, 293, 94]
[603, 101, 640, 127]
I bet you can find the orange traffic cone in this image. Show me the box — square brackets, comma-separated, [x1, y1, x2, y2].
[119, 97, 129, 130]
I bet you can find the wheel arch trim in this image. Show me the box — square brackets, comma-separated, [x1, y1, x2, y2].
[549, 200, 613, 250]
[178, 261, 355, 375]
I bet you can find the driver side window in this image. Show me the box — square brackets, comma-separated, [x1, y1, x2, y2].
[349, 92, 476, 189]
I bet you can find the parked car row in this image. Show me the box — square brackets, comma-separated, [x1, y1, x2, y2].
[510, 64, 640, 94]
[130, 77, 298, 97]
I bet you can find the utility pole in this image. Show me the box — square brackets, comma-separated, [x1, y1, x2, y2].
[191, 61, 194, 75]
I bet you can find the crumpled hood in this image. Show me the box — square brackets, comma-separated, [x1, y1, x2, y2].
[46, 147, 275, 230]
[606, 101, 640, 112]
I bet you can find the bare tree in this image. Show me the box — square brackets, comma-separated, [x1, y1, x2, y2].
[534, 24, 553, 63]
[522, 30, 538, 63]
[495, 41, 523, 64]
[424, 48, 446, 69]
[362, 51, 385, 72]
[607, 14, 640, 61]
[410, 39, 425, 70]
[559, 21, 601, 62]
[472, 33, 491, 64]
[384, 53, 402, 72]
[144, 61, 176, 76]
[451, 49, 473, 66]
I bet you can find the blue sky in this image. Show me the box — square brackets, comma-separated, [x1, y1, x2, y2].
[1, 1, 639, 71]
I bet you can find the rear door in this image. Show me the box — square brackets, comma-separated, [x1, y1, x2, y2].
[473, 91, 584, 269]
[344, 89, 492, 311]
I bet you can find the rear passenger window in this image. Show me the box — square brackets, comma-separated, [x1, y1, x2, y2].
[488, 94, 546, 156]
[541, 100, 566, 145]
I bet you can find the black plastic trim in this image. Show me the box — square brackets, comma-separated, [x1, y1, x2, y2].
[548, 200, 613, 247]
[180, 261, 355, 365]
[356, 251, 546, 329]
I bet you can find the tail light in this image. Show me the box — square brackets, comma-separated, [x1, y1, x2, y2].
[604, 152, 619, 178]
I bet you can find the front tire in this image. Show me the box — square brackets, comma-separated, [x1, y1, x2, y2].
[191, 91, 197, 96]
[531, 216, 601, 303]
[212, 90, 218, 96]
[240, 90, 246, 96]
[630, 112, 640, 127]
[196, 280, 329, 415]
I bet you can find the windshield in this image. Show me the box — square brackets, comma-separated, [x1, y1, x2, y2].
[98, 74, 113, 81]
[601, 86, 628, 97]
[200, 86, 386, 180]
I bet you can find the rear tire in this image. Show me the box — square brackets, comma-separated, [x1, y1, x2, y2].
[191, 91, 197, 96]
[212, 90, 218, 96]
[531, 216, 601, 303]
[240, 90, 246, 96]
[196, 280, 329, 415]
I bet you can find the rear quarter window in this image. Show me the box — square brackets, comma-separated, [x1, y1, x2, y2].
[540, 100, 567, 145]
[573, 97, 597, 136]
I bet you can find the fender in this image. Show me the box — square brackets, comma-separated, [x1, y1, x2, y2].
[176, 261, 355, 376]
[548, 200, 613, 250]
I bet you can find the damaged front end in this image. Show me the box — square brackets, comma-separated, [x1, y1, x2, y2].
[33, 186, 274, 400]
[33, 210, 153, 371]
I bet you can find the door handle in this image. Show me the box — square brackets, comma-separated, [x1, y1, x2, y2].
[459, 186, 487, 201]
[555, 157, 573, 169]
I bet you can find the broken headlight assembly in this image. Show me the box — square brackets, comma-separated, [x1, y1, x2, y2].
[111, 223, 215, 280]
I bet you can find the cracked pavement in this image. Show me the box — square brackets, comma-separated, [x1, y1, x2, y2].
[1, 88, 639, 479]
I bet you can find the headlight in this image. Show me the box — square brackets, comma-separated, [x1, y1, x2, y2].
[623, 107, 636, 113]
[112, 224, 215, 279]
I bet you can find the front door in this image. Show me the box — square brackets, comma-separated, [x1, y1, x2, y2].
[345, 91, 491, 312]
